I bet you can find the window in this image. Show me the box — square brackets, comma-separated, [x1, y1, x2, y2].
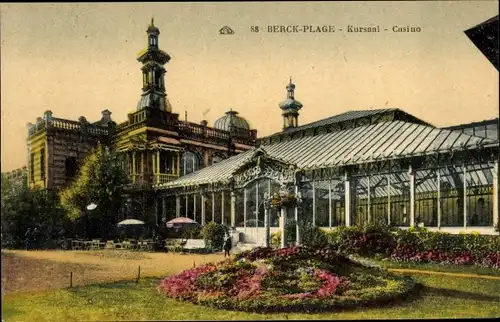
[65, 157, 78, 178]
[30, 153, 35, 182]
[40, 148, 45, 179]
[182, 151, 201, 176]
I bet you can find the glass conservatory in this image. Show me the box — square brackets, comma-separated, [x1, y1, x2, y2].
[154, 111, 499, 245]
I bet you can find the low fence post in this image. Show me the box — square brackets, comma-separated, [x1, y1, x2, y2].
[136, 265, 141, 284]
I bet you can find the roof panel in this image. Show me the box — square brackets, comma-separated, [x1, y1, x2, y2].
[401, 126, 435, 156]
[311, 127, 360, 167]
[162, 120, 498, 189]
[355, 122, 402, 161]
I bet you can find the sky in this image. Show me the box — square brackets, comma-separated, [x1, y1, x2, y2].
[1, 1, 498, 172]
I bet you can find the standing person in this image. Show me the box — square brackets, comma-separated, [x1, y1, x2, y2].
[223, 234, 232, 258]
[24, 228, 32, 250]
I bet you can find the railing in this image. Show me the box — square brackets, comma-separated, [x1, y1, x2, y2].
[155, 173, 179, 185]
[28, 117, 109, 138]
[51, 118, 81, 131]
[129, 173, 154, 185]
[177, 120, 257, 143]
[128, 173, 179, 186]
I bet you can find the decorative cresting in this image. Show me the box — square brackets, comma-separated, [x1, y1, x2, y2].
[231, 147, 301, 188]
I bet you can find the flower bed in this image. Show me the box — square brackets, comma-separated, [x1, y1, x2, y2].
[325, 225, 500, 269]
[158, 246, 417, 313]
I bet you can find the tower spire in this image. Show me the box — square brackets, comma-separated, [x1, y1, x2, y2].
[286, 76, 296, 99]
[279, 78, 303, 130]
[136, 20, 172, 112]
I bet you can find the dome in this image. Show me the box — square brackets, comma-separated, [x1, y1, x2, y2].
[214, 110, 250, 131]
[147, 18, 160, 34]
[279, 98, 303, 110]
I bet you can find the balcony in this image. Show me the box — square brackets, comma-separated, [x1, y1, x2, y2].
[156, 174, 179, 185]
[128, 173, 179, 186]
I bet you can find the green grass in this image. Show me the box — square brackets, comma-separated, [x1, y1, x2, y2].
[3, 270, 500, 321]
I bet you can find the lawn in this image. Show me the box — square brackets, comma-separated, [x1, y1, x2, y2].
[2, 250, 500, 321]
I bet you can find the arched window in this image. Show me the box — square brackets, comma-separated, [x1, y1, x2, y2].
[181, 151, 201, 175]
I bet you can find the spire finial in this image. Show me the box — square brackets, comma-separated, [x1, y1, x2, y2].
[151, 17, 154, 26]
[289, 76, 292, 84]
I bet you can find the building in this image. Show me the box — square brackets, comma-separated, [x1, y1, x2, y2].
[2, 166, 28, 190]
[464, 15, 499, 71]
[24, 19, 499, 239]
[160, 79, 499, 242]
[26, 20, 257, 223]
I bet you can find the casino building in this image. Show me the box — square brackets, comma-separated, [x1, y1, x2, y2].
[25, 20, 499, 240]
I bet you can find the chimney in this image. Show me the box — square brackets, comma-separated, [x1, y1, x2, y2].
[101, 109, 112, 125]
[43, 110, 53, 121]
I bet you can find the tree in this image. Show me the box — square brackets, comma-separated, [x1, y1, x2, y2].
[1, 186, 66, 248]
[59, 145, 129, 239]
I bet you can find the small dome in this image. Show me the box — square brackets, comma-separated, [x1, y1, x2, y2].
[279, 98, 303, 110]
[147, 18, 160, 34]
[214, 110, 250, 131]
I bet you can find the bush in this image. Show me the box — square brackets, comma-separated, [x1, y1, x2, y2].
[300, 225, 329, 248]
[271, 231, 281, 248]
[320, 224, 500, 269]
[201, 222, 226, 251]
[182, 226, 202, 240]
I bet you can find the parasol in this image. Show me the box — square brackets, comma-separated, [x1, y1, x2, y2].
[166, 217, 198, 228]
[117, 219, 145, 226]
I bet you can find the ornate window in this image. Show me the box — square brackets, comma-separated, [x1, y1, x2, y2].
[181, 151, 201, 176]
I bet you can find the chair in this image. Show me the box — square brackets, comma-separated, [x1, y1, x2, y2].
[90, 239, 100, 251]
[71, 239, 82, 250]
[105, 240, 115, 249]
[128, 239, 138, 250]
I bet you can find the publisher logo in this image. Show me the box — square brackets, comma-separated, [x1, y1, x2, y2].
[219, 26, 235, 35]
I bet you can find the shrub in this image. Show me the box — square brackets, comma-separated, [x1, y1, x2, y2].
[322, 224, 500, 269]
[271, 231, 281, 248]
[300, 225, 329, 248]
[182, 226, 202, 240]
[201, 222, 226, 251]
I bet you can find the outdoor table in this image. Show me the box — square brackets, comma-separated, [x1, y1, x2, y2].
[147, 242, 158, 251]
[84, 241, 92, 250]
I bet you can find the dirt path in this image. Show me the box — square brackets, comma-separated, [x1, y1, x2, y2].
[388, 268, 500, 280]
[1, 250, 225, 296]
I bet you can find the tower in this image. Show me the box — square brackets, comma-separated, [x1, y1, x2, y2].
[278, 77, 303, 130]
[136, 18, 172, 112]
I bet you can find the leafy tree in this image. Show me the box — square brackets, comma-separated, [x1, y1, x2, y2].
[1, 186, 66, 248]
[59, 145, 129, 239]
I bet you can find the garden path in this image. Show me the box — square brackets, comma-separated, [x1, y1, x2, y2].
[388, 268, 500, 280]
